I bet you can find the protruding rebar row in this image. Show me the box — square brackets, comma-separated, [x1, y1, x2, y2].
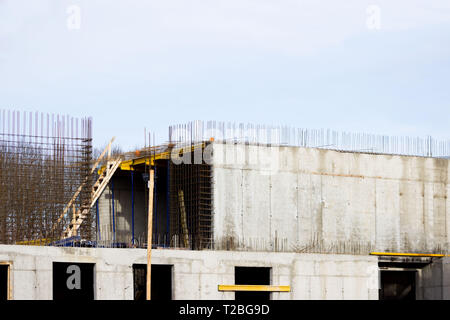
[169, 120, 450, 158]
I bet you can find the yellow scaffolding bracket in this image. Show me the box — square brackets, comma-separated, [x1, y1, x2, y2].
[97, 143, 206, 175]
[218, 285, 290, 292]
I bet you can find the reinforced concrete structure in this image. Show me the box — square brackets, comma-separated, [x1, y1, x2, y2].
[0, 119, 449, 300]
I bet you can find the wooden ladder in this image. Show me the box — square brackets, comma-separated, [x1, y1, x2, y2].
[63, 157, 122, 238]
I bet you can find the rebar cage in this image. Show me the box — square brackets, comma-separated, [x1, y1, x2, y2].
[169, 148, 213, 250]
[0, 110, 93, 244]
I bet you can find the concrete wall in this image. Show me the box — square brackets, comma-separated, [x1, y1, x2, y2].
[98, 175, 147, 245]
[0, 245, 378, 300]
[420, 257, 450, 299]
[212, 143, 450, 253]
[98, 171, 169, 246]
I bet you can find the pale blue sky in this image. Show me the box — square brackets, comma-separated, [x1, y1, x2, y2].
[1, 0, 449, 149]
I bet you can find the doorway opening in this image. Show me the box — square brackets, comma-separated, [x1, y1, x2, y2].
[0, 264, 9, 300]
[133, 264, 172, 300]
[53, 262, 95, 300]
[235, 267, 271, 300]
[379, 270, 416, 300]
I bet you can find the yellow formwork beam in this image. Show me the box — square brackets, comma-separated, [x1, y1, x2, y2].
[218, 285, 290, 292]
[97, 143, 206, 175]
[370, 252, 445, 257]
[15, 238, 53, 246]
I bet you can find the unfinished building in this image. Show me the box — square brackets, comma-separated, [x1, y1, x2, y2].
[0, 116, 449, 300]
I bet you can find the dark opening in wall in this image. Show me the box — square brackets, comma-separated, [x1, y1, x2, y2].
[53, 262, 95, 300]
[380, 270, 416, 300]
[235, 267, 271, 300]
[133, 264, 172, 300]
[0, 264, 8, 300]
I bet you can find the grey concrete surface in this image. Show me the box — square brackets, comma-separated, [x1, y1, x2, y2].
[0, 245, 379, 300]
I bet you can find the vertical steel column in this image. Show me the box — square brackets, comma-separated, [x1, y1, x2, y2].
[96, 199, 101, 241]
[131, 170, 135, 244]
[111, 178, 116, 244]
[153, 166, 158, 245]
[166, 160, 170, 247]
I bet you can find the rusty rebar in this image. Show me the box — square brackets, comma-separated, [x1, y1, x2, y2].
[0, 109, 93, 244]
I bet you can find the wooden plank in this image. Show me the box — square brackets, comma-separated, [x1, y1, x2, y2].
[72, 204, 76, 229]
[63, 157, 122, 238]
[8, 264, 10, 300]
[218, 284, 290, 292]
[146, 169, 154, 300]
[90, 158, 122, 207]
[178, 190, 190, 248]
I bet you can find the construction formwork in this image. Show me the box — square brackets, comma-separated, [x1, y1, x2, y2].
[92, 141, 214, 250]
[0, 110, 93, 244]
